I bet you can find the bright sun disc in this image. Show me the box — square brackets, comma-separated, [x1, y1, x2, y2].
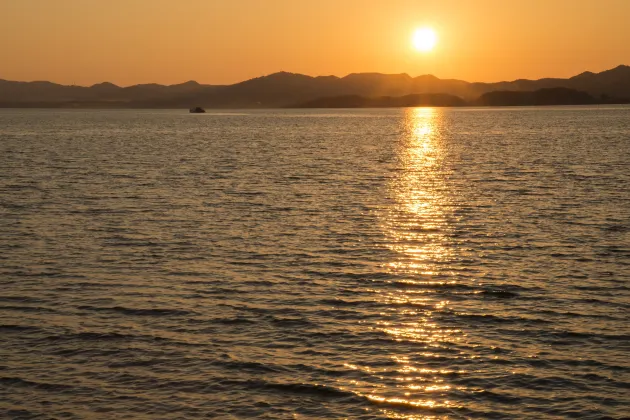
[413, 28, 437, 52]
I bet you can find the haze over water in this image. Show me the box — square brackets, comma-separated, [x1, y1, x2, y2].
[1, 107, 629, 418]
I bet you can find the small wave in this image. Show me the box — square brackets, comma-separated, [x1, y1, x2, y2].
[0, 305, 59, 314]
[76, 305, 195, 317]
[602, 224, 629, 233]
[386, 280, 477, 291]
[213, 317, 257, 325]
[0, 296, 48, 303]
[45, 331, 134, 342]
[543, 330, 630, 342]
[4, 409, 42, 419]
[480, 289, 520, 299]
[215, 359, 288, 374]
[450, 312, 551, 325]
[107, 359, 164, 368]
[0, 376, 77, 392]
[573, 284, 629, 291]
[0, 324, 42, 332]
[269, 316, 317, 328]
[554, 358, 629, 372]
[226, 379, 360, 400]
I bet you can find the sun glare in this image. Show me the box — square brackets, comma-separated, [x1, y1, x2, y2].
[413, 28, 437, 52]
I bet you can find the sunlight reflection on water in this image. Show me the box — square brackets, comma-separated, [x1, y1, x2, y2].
[383, 108, 453, 276]
[370, 108, 465, 413]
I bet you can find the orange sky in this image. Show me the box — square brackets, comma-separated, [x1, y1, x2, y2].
[1, 0, 629, 86]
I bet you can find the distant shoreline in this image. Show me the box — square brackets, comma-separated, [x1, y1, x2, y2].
[2, 104, 630, 110]
[289, 89, 630, 108]
[1, 64, 629, 109]
[1, 88, 629, 110]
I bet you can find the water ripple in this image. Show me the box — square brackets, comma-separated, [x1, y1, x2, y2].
[1, 107, 629, 419]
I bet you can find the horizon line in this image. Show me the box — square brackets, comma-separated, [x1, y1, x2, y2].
[1, 64, 628, 89]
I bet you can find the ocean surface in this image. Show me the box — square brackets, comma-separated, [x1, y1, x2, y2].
[1, 107, 629, 419]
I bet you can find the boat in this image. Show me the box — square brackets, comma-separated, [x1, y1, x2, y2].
[189, 107, 206, 113]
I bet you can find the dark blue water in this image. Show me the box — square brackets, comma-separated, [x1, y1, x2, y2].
[1, 107, 629, 419]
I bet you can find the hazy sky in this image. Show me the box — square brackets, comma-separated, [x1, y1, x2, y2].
[1, 0, 629, 86]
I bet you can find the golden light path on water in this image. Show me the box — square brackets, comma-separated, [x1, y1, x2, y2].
[367, 108, 466, 416]
[385, 108, 453, 275]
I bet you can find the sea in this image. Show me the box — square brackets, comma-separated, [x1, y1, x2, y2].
[1, 107, 629, 419]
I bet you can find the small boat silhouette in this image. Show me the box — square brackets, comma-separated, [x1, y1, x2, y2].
[189, 107, 206, 113]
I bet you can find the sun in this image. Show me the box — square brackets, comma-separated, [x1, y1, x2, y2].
[412, 28, 437, 52]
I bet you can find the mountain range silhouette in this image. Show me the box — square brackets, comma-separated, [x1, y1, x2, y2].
[1, 65, 628, 108]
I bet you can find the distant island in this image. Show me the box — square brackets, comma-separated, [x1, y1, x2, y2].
[292, 88, 629, 108]
[1, 65, 629, 108]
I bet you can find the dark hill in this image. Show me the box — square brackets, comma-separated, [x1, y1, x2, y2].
[476, 87, 595, 106]
[0, 64, 628, 108]
[0, 79, 217, 104]
[130, 64, 630, 108]
[293, 93, 467, 108]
